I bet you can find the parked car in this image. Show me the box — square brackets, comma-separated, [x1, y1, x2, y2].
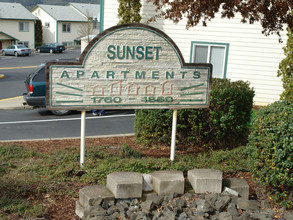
[2, 44, 31, 57]
[36, 43, 66, 53]
[23, 62, 72, 116]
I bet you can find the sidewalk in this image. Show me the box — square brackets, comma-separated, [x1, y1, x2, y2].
[0, 96, 32, 110]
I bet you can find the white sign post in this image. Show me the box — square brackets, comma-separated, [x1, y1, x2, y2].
[170, 109, 178, 161]
[46, 24, 212, 164]
[80, 110, 86, 167]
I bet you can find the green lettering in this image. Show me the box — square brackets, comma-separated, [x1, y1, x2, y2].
[136, 46, 144, 60]
[135, 71, 145, 79]
[77, 70, 84, 78]
[121, 71, 129, 79]
[107, 71, 115, 79]
[145, 46, 153, 59]
[126, 46, 135, 59]
[193, 71, 201, 79]
[166, 71, 174, 79]
[107, 45, 116, 59]
[154, 46, 161, 60]
[152, 71, 159, 79]
[60, 70, 69, 78]
[91, 71, 99, 78]
[117, 45, 125, 59]
[181, 71, 187, 79]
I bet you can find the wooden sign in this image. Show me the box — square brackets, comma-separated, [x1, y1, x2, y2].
[46, 24, 212, 110]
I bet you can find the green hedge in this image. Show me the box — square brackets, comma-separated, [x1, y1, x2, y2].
[246, 100, 293, 208]
[135, 78, 254, 148]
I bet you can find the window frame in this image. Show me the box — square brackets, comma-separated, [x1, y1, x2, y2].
[19, 21, 29, 32]
[62, 23, 71, 33]
[190, 41, 229, 79]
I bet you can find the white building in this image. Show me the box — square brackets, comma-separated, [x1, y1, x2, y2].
[31, 3, 100, 46]
[0, 2, 36, 49]
[100, 0, 287, 106]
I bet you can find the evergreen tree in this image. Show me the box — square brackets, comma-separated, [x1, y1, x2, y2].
[277, 28, 293, 100]
[34, 19, 43, 47]
[118, 0, 142, 24]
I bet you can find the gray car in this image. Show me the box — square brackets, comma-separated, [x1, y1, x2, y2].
[2, 44, 31, 57]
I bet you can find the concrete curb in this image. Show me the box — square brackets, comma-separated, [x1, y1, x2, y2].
[0, 96, 33, 110]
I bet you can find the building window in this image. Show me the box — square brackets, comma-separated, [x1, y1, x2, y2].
[62, 23, 71, 33]
[191, 42, 229, 78]
[17, 41, 29, 47]
[45, 22, 50, 28]
[62, 41, 73, 46]
[19, 22, 29, 32]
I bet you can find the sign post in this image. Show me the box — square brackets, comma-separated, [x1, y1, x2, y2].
[80, 110, 86, 167]
[46, 23, 212, 164]
[170, 109, 178, 161]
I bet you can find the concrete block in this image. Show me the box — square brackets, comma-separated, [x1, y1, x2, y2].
[237, 198, 259, 211]
[150, 170, 184, 196]
[223, 178, 249, 199]
[142, 173, 153, 192]
[188, 169, 223, 193]
[79, 185, 114, 208]
[75, 200, 95, 219]
[75, 200, 85, 219]
[222, 186, 239, 197]
[106, 172, 143, 199]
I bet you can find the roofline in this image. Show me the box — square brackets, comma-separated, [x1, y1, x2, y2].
[31, 5, 58, 20]
[30, 5, 39, 12]
[66, 3, 100, 18]
[31, 4, 88, 22]
[66, 3, 87, 18]
[0, 18, 36, 21]
[0, 31, 19, 41]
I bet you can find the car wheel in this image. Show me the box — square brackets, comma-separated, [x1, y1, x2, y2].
[50, 49, 53, 53]
[2, 51, 6, 56]
[51, 110, 72, 116]
[26, 54, 29, 56]
[37, 48, 41, 53]
[14, 52, 18, 57]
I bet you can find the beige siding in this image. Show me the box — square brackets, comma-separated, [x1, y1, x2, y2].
[32, 7, 100, 45]
[32, 8, 57, 43]
[104, 1, 119, 29]
[104, 1, 287, 105]
[0, 19, 35, 48]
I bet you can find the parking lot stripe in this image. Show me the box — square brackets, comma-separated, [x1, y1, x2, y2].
[0, 96, 23, 102]
[0, 114, 135, 125]
[0, 66, 37, 70]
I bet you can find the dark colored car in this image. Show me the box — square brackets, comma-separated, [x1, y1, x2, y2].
[23, 63, 72, 116]
[2, 44, 31, 56]
[36, 43, 66, 53]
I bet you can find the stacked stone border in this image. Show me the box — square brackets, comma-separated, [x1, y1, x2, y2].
[76, 169, 292, 220]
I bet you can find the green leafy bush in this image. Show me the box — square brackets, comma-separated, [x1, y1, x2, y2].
[277, 28, 293, 100]
[135, 78, 254, 148]
[246, 100, 293, 208]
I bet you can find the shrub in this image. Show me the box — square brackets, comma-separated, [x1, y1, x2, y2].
[246, 100, 293, 208]
[135, 78, 254, 148]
